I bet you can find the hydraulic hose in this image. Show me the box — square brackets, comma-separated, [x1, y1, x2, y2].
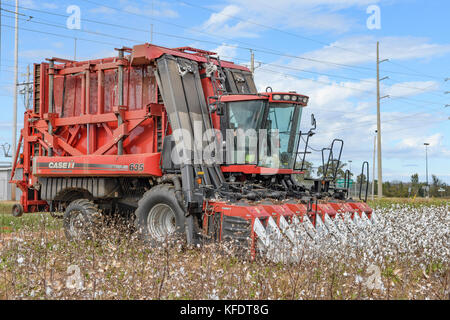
[160, 175, 185, 209]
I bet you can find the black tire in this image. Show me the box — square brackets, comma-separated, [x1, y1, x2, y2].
[63, 199, 101, 241]
[12, 204, 24, 217]
[134, 184, 193, 246]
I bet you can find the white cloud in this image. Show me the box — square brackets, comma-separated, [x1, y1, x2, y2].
[90, 6, 117, 15]
[199, 5, 259, 39]
[251, 63, 449, 173]
[292, 36, 450, 71]
[196, 0, 381, 37]
[395, 133, 450, 158]
[202, 5, 241, 29]
[42, 3, 59, 9]
[20, 49, 71, 61]
[123, 5, 178, 18]
[17, 0, 36, 9]
[52, 42, 65, 49]
[212, 43, 238, 59]
[385, 81, 440, 98]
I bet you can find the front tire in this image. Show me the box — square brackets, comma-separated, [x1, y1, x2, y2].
[64, 199, 101, 241]
[134, 184, 192, 246]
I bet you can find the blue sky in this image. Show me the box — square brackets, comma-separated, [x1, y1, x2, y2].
[0, 0, 449, 183]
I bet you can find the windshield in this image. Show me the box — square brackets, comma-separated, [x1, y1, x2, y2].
[259, 103, 303, 169]
[227, 100, 266, 130]
[226, 100, 266, 165]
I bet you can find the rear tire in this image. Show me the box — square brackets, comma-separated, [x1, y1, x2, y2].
[64, 199, 101, 241]
[134, 184, 193, 246]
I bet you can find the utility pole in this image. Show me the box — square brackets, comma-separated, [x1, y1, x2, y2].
[376, 41, 382, 199]
[372, 131, 377, 200]
[250, 49, 255, 75]
[376, 42, 389, 199]
[25, 65, 31, 109]
[11, 0, 18, 201]
[424, 143, 429, 198]
[19, 65, 32, 109]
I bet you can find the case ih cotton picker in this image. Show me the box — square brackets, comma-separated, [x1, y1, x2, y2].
[10, 44, 376, 261]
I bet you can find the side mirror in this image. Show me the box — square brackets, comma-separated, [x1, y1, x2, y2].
[311, 114, 317, 130]
[208, 96, 225, 116]
[216, 102, 225, 116]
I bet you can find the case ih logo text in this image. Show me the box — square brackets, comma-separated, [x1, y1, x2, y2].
[49, 161, 76, 169]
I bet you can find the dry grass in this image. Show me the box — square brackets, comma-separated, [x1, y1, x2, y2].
[0, 203, 449, 300]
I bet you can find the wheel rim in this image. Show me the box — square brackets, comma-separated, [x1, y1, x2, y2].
[147, 203, 177, 241]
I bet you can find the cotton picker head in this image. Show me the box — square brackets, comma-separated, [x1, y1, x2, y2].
[203, 88, 377, 263]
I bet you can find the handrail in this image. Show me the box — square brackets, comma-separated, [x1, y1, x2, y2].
[359, 161, 370, 202]
[321, 147, 332, 180]
[343, 169, 351, 198]
[322, 139, 344, 181]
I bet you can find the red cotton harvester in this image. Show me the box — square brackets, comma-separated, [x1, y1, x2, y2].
[10, 44, 377, 262]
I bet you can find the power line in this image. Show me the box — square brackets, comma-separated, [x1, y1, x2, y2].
[383, 78, 444, 97]
[321, 111, 448, 136]
[1, 14, 142, 44]
[255, 69, 449, 132]
[4, 9, 445, 107]
[6, 1, 448, 83]
[0, 23, 122, 47]
[386, 60, 443, 81]
[175, 0, 447, 81]
[2, 22, 445, 121]
[232, 55, 445, 98]
[0, 10, 383, 98]
[1, 4, 448, 120]
[76, 1, 449, 80]
[177, 0, 369, 52]
[1, 6, 384, 93]
[258, 67, 450, 110]
[1, 7, 387, 92]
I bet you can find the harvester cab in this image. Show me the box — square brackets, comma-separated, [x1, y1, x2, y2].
[9, 43, 376, 262]
[210, 91, 309, 176]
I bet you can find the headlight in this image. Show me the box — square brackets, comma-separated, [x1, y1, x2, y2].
[291, 95, 298, 101]
[283, 95, 291, 101]
[273, 94, 281, 100]
[302, 97, 308, 103]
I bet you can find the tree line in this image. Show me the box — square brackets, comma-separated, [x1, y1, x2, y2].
[295, 160, 450, 198]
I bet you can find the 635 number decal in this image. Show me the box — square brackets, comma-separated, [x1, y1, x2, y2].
[129, 163, 144, 172]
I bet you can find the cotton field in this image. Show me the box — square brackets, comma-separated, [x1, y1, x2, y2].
[0, 203, 448, 300]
